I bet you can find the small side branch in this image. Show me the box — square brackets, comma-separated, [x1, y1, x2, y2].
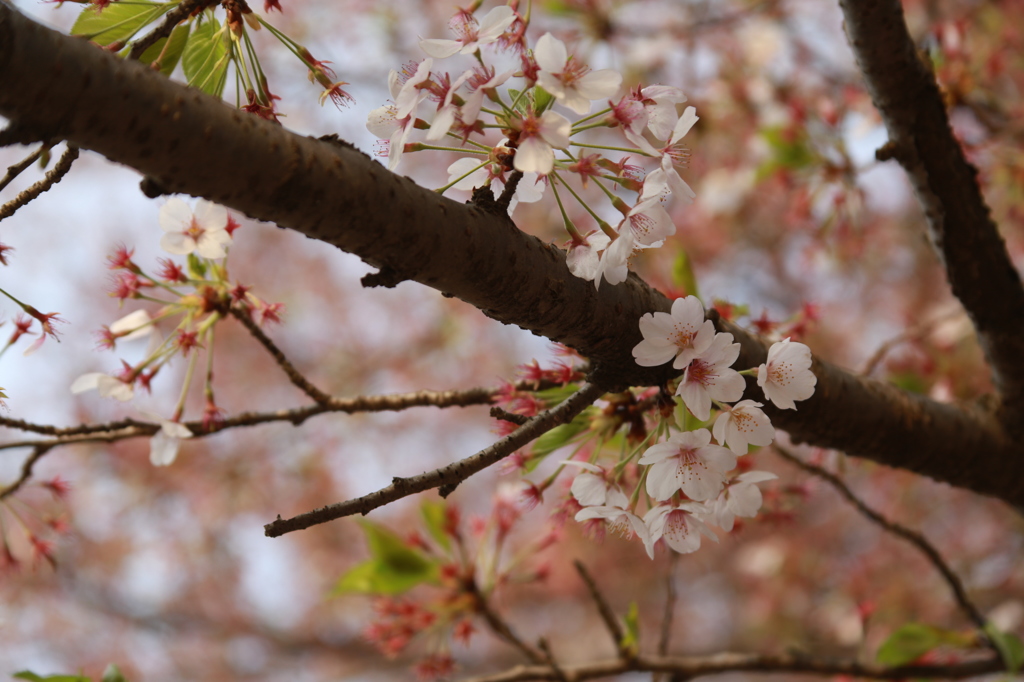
[774, 446, 988, 632]
[264, 382, 606, 537]
[0, 142, 50, 193]
[0, 144, 78, 221]
[0, 444, 53, 499]
[468, 577, 545, 664]
[574, 560, 630, 659]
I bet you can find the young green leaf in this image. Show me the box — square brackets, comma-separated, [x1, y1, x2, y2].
[71, 2, 174, 46]
[876, 623, 973, 666]
[420, 499, 451, 552]
[137, 23, 191, 76]
[984, 623, 1024, 674]
[181, 15, 230, 97]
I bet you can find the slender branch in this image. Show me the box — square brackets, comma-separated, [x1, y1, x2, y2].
[774, 446, 989, 632]
[839, 0, 1024, 432]
[0, 444, 53, 500]
[264, 382, 607, 537]
[127, 0, 214, 61]
[536, 639, 567, 682]
[860, 309, 962, 376]
[573, 560, 629, 659]
[229, 307, 333, 405]
[456, 652, 1004, 682]
[468, 577, 545, 664]
[0, 144, 78, 221]
[0, 143, 49, 193]
[656, 553, 678, 669]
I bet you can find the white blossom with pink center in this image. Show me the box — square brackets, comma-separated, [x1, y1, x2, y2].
[419, 6, 517, 59]
[513, 110, 571, 174]
[676, 332, 745, 421]
[643, 502, 718, 557]
[639, 428, 736, 502]
[757, 337, 817, 409]
[632, 295, 715, 369]
[702, 471, 778, 531]
[712, 399, 775, 454]
[158, 198, 232, 259]
[534, 33, 622, 115]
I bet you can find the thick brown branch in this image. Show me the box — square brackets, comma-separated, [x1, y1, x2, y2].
[457, 652, 1004, 682]
[0, 6, 1022, 507]
[838, 0, 1024, 432]
[264, 382, 607, 536]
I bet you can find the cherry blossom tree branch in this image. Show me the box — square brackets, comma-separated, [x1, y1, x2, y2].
[573, 560, 630, 660]
[0, 444, 53, 500]
[1, 5, 1023, 507]
[228, 307, 333, 405]
[0, 144, 78, 221]
[0, 142, 50, 193]
[838, 0, 1024, 433]
[264, 382, 607, 537]
[774, 446, 989, 633]
[457, 652, 1004, 682]
[467, 576, 545, 664]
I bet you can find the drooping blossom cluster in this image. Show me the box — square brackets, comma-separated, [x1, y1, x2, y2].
[563, 296, 816, 558]
[70, 199, 283, 467]
[365, 4, 698, 288]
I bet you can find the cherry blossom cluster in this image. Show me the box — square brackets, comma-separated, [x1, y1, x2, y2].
[70, 199, 282, 466]
[568, 296, 816, 558]
[365, 4, 698, 288]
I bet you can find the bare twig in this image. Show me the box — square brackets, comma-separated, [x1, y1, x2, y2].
[0, 143, 50, 194]
[264, 382, 606, 537]
[861, 308, 963, 376]
[455, 652, 1004, 682]
[656, 552, 678, 664]
[0, 144, 78, 221]
[0, 444, 53, 500]
[536, 639, 567, 682]
[774, 446, 989, 632]
[468, 577, 544, 664]
[127, 0, 214, 60]
[229, 307, 333, 404]
[573, 560, 629, 659]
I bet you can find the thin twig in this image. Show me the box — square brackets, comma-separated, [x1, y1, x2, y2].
[656, 552, 679, 673]
[454, 651, 1004, 682]
[0, 144, 78, 221]
[0, 143, 49, 194]
[229, 307, 334, 404]
[264, 382, 606, 537]
[536, 639, 567, 682]
[127, 0, 213, 60]
[861, 309, 962, 376]
[468, 577, 544, 664]
[774, 446, 989, 632]
[0, 444, 53, 500]
[573, 560, 629, 659]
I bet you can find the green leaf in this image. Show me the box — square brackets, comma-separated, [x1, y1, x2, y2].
[137, 23, 191, 76]
[531, 415, 589, 458]
[984, 623, 1024, 673]
[675, 397, 713, 432]
[13, 673, 90, 682]
[71, 2, 173, 46]
[670, 249, 700, 299]
[332, 520, 438, 595]
[876, 623, 972, 666]
[534, 383, 581, 405]
[420, 499, 451, 552]
[101, 664, 128, 682]
[181, 14, 230, 97]
[620, 601, 640, 655]
[532, 86, 554, 114]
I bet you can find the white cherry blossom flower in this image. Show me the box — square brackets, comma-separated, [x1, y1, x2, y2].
[426, 69, 474, 141]
[757, 338, 816, 409]
[618, 196, 675, 246]
[703, 471, 778, 531]
[462, 69, 514, 126]
[566, 231, 611, 282]
[367, 60, 433, 170]
[109, 309, 153, 342]
[639, 428, 736, 502]
[150, 418, 192, 466]
[513, 110, 571, 174]
[575, 502, 649, 544]
[159, 198, 232, 259]
[712, 400, 775, 454]
[677, 332, 745, 421]
[562, 461, 627, 508]
[534, 33, 622, 115]
[632, 295, 715, 369]
[70, 372, 134, 402]
[420, 6, 517, 59]
[631, 106, 699, 204]
[640, 85, 688, 140]
[643, 502, 717, 557]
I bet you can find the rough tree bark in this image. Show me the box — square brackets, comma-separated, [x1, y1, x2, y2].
[0, 1, 1021, 508]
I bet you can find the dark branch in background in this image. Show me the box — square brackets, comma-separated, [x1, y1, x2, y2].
[656, 553, 678, 667]
[573, 560, 630, 660]
[467, 576, 545, 664]
[1, 5, 1023, 508]
[0, 144, 78, 221]
[0, 444, 53, 500]
[458, 652, 1004, 682]
[264, 382, 607, 537]
[0, 142, 50, 194]
[229, 307, 333, 405]
[127, 0, 216, 60]
[774, 446, 990, 634]
[839, 0, 1024, 434]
